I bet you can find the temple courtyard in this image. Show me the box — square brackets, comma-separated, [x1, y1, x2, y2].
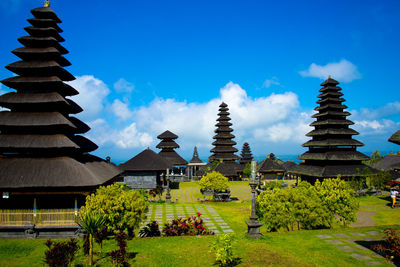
[0, 182, 399, 266]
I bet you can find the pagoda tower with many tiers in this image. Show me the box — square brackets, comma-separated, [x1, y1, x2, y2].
[209, 102, 240, 178]
[0, 4, 120, 211]
[156, 130, 187, 167]
[239, 142, 253, 166]
[293, 77, 370, 181]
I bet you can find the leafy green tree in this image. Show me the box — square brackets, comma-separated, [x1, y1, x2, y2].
[199, 171, 229, 192]
[314, 178, 359, 226]
[256, 187, 295, 231]
[79, 212, 105, 266]
[368, 171, 393, 190]
[80, 183, 149, 236]
[256, 182, 334, 232]
[242, 163, 252, 178]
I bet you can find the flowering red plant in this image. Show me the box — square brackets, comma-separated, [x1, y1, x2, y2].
[162, 214, 214, 236]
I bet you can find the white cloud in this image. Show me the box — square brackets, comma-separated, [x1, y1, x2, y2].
[353, 102, 400, 120]
[299, 59, 361, 82]
[263, 77, 280, 88]
[110, 99, 134, 121]
[68, 75, 110, 120]
[114, 78, 134, 93]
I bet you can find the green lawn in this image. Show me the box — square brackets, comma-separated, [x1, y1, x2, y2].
[0, 194, 397, 266]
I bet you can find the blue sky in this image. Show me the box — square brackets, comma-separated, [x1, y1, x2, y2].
[0, 0, 400, 163]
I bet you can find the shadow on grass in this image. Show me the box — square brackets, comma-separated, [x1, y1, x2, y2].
[355, 240, 400, 266]
[212, 257, 242, 267]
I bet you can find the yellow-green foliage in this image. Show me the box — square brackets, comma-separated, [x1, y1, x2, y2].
[314, 178, 359, 226]
[257, 178, 359, 231]
[80, 183, 149, 234]
[199, 171, 229, 192]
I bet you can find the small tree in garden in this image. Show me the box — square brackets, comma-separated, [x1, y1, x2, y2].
[199, 171, 229, 193]
[109, 232, 130, 267]
[210, 233, 237, 267]
[242, 163, 252, 178]
[80, 183, 149, 237]
[79, 212, 105, 266]
[371, 228, 400, 263]
[44, 238, 79, 267]
[314, 178, 359, 226]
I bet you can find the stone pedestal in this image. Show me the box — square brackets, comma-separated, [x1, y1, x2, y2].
[246, 182, 262, 238]
[165, 179, 172, 203]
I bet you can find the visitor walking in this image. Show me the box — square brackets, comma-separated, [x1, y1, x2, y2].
[390, 188, 399, 208]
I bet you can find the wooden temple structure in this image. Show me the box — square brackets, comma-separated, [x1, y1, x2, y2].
[239, 142, 253, 166]
[292, 77, 370, 182]
[187, 146, 206, 179]
[119, 148, 172, 189]
[208, 102, 240, 179]
[258, 153, 285, 180]
[156, 130, 187, 180]
[0, 4, 120, 234]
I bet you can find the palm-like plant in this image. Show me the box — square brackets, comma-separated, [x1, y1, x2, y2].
[79, 212, 106, 266]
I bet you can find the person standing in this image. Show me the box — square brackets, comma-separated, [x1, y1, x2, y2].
[391, 188, 399, 208]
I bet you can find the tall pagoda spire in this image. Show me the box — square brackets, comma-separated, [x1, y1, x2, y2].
[209, 102, 239, 162]
[189, 146, 203, 164]
[156, 130, 187, 166]
[0, 6, 120, 191]
[208, 102, 240, 178]
[239, 142, 253, 165]
[293, 77, 369, 180]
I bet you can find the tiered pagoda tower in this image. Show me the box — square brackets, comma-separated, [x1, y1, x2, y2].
[0, 5, 120, 210]
[209, 102, 240, 178]
[293, 77, 369, 181]
[187, 146, 206, 179]
[156, 130, 187, 166]
[239, 142, 253, 166]
[189, 146, 203, 164]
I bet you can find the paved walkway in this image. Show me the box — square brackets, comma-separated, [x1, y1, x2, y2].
[316, 231, 389, 266]
[141, 204, 234, 234]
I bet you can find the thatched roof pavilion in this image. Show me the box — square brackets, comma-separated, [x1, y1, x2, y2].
[389, 130, 400, 145]
[156, 130, 187, 166]
[292, 77, 370, 181]
[0, 5, 120, 208]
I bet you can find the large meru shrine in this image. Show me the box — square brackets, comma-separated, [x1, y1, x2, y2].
[0, 3, 397, 235]
[0, 5, 120, 231]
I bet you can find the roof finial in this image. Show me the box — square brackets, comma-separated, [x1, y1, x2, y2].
[328, 74, 331, 79]
[44, 0, 50, 7]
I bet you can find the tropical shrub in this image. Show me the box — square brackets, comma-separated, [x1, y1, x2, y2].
[79, 212, 106, 266]
[371, 228, 400, 263]
[139, 221, 161, 237]
[368, 171, 393, 190]
[242, 163, 252, 178]
[199, 171, 229, 192]
[257, 179, 357, 231]
[314, 178, 359, 226]
[109, 232, 130, 267]
[44, 238, 79, 267]
[162, 213, 214, 236]
[80, 183, 149, 236]
[94, 227, 108, 252]
[210, 233, 236, 267]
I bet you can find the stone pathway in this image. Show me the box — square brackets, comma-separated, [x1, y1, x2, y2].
[140, 204, 234, 234]
[316, 231, 390, 266]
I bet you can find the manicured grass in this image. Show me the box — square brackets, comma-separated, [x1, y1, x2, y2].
[0, 195, 397, 266]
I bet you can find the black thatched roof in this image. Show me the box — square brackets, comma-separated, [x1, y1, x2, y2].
[0, 154, 120, 189]
[292, 77, 369, 179]
[370, 155, 400, 171]
[120, 148, 172, 171]
[189, 146, 203, 164]
[212, 161, 241, 178]
[159, 150, 188, 166]
[282, 161, 297, 171]
[258, 156, 285, 173]
[155, 130, 187, 166]
[209, 102, 239, 163]
[389, 130, 400, 145]
[239, 142, 253, 165]
[0, 6, 121, 190]
[157, 130, 178, 140]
